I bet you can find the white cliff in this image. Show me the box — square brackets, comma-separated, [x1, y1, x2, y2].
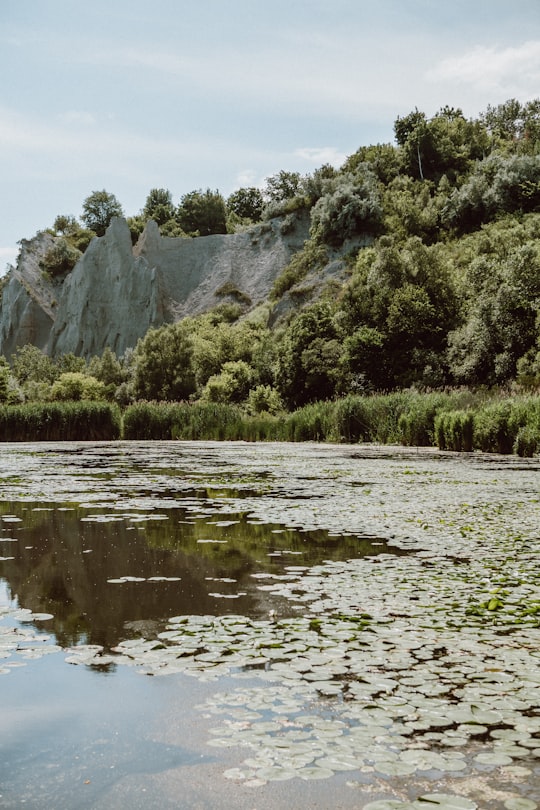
[0, 213, 309, 359]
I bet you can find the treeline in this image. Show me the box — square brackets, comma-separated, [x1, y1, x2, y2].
[2, 98, 540, 446]
[0, 392, 538, 456]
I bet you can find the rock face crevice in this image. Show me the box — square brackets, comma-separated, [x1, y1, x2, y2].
[0, 232, 60, 358]
[0, 214, 309, 359]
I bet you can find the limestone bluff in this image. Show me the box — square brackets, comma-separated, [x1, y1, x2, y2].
[0, 214, 309, 360]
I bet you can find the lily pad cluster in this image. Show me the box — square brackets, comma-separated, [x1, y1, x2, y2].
[0, 607, 58, 673]
[0, 441, 539, 807]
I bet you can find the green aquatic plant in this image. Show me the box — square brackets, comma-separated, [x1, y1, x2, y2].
[0, 401, 121, 441]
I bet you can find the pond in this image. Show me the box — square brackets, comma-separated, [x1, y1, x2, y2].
[0, 441, 539, 809]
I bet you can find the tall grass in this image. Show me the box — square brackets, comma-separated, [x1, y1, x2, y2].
[433, 395, 540, 456]
[434, 410, 475, 452]
[122, 392, 539, 455]
[2, 392, 538, 456]
[0, 402, 121, 441]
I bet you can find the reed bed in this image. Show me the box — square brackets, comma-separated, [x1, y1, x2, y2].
[0, 401, 121, 441]
[1, 392, 538, 456]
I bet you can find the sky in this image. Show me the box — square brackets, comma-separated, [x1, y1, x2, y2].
[1, 0, 540, 273]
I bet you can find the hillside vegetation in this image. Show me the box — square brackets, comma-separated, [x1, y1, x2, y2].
[1, 99, 539, 450]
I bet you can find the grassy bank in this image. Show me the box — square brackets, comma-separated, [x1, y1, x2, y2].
[123, 391, 540, 457]
[0, 393, 538, 456]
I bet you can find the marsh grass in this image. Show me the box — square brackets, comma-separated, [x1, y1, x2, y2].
[122, 393, 539, 455]
[434, 410, 475, 452]
[0, 401, 121, 441]
[2, 392, 538, 454]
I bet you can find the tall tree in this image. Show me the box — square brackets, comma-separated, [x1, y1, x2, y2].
[143, 188, 175, 226]
[177, 189, 227, 235]
[227, 187, 264, 221]
[81, 190, 124, 236]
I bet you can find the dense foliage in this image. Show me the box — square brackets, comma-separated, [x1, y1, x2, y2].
[0, 401, 121, 441]
[2, 98, 539, 450]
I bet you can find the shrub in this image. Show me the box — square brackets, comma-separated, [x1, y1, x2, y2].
[50, 372, 105, 401]
[270, 240, 328, 300]
[310, 174, 383, 246]
[41, 238, 81, 277]
[247, 385, 283, 415]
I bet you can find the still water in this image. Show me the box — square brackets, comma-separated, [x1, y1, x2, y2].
[1, 441, 538, 810]
[0, 441, 401, 809]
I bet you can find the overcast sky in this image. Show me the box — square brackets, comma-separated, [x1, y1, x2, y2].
[1, 0, 539, 272]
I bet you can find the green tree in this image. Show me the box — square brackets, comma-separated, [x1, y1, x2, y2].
[81, 190, 124, 236]
[442, 153, 540, 232]
[133, 322, 196, 401]
[382, 176, 442, 243]
[11, 345, 57, 385]
[41, 238, 82, 277]
[201, 360, 254, 404]
[177, 189, 227, 236]
[57, 354, 87, 374]
[309, 169, 383, 246]
[339, 236, 457, 388]
[0, 357, 21, 404]
[88, 347, 127, 400]
[227, 187, 264, 221]
[395, 107, 488, 183]
[448, 238, 540, 385]
[50, 372, 105, 401]
[264, 170, 302, 203]
[52, 215, 95, 252]
[143, 188, 175, 226]
[342, 144, 401, 185]
[275, 302, 342, 407]
[247, 384, 283, 415]
[481, 98, 540, 153]
[53, 215, 79, 235]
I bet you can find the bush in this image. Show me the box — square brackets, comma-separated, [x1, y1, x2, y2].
[41, 238, 81, 277]
[247, 385, 283, 415]
[270, 240, 328, 300]
[310, 174, 383, 246]
[50, 372, 105, 401]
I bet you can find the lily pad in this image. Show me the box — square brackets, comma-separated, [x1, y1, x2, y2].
[416, 795, 477, 809]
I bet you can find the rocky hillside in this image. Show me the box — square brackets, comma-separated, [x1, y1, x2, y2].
[0, 214, 310, 359]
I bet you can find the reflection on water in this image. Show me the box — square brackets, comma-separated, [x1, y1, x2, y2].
[0, 500, 399, 649]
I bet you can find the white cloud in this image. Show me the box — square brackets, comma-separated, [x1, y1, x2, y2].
[430, 40, 540, 98]
[234, 170, 258, 188]
[294, 147, 347, 168]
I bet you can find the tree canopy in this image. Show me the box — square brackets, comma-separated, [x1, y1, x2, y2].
[81, 190, 124, 236]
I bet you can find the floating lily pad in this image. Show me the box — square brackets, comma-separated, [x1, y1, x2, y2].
[503, 800, 538, 810]
[416, 795, 477, 809]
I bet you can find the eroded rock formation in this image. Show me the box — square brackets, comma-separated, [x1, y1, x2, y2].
[0, 214, 309, 359]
